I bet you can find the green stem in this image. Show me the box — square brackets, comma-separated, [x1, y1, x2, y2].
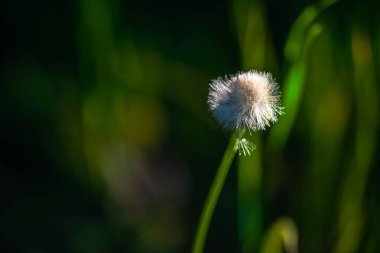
[192, 131, 240, 253]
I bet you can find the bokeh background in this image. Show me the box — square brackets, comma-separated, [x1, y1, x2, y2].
[1, 0, 380, 252]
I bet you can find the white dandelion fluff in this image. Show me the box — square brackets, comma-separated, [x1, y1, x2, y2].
[208, 70, 283, 132]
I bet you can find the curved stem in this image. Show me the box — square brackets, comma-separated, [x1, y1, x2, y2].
[192, 131, 239, 253]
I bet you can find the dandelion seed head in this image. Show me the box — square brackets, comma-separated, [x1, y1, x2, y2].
[208, 70, 283, 131]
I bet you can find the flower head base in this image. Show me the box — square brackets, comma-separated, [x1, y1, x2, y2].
[207, 70, 283, 132]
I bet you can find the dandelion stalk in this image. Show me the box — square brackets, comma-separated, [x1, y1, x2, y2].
[192, 70, 284, 253]
[192, 131, 240, 253]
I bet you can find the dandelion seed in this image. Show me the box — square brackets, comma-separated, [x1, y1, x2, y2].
[207, 70, 284, 155]
[234, 138, 256, 156]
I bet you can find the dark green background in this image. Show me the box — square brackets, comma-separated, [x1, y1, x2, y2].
[1, 0, 380, 252]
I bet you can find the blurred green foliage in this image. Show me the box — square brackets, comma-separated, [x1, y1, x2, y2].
[1, 0, 380, 252]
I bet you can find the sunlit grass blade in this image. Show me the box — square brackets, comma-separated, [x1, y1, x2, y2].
[268, 0, 338, 152]
[231, 0, 277, 70]
[237, 134, 263, 252]
[268, 23, 323, 152]
[285, 0, 338, 61]
[333, 27, 379, 253]
[259, 217, 298, 253]
[231, 0, 276, 251]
